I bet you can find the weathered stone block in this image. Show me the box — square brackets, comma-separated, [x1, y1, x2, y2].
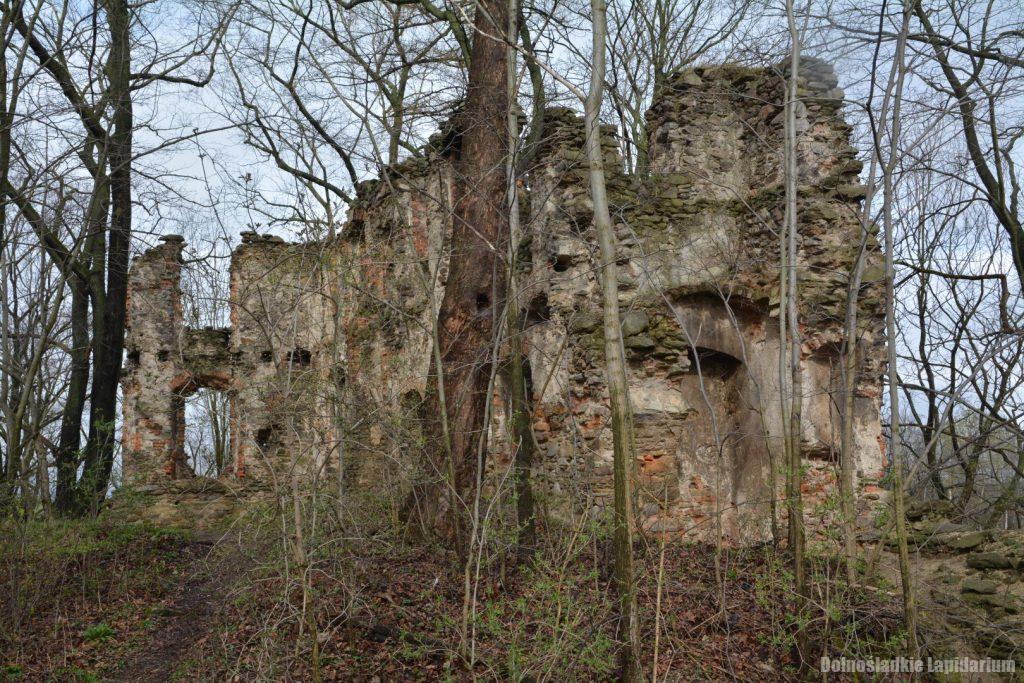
[968, 552, 1016, 570]
[963, 577, 1001, 594]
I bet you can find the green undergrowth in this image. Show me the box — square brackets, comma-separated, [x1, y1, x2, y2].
[1, 497, 915, 681]
[0, 514, 199, 680]
[177, 500, 908, 681]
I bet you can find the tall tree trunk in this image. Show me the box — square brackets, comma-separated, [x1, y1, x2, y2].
[884, 0, 920, 659]
[586, 0, 640, 678]
[505, 0, 536, 554]
[0, 6, 12, 506]
[54, 260, 94, 511]
[77, 0, 133, 510]
[55, 137, 108, 512]
[781, 9, 809, 662]
[405, 0, 510, 551]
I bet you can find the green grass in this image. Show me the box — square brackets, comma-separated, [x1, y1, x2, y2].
[0, 665, 22, 681]
[82, 624, 116, 643]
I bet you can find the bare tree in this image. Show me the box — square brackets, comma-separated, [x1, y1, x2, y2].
[604, 0, 752, 175]
[0, 0, 228, 512]
[880, 0, 920, 658]
[910, 0, 1023, 286]
[780, 0, 809, 665]
[585, 0, 641, 676]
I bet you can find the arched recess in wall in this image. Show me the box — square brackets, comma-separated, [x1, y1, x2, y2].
[169, 371, 235, 480]
[664, 292, 775, 541]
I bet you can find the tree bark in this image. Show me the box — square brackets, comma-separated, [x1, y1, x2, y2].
[586, 0, 640, 678]
[77, 0, 133, 510]
[54, 279, 90, 511]
[405, 0, 509, 551]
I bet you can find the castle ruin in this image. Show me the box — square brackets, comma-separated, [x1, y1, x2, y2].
[121, 60, 887, 541]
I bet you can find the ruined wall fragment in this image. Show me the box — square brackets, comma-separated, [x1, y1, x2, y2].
[122, 232, 343, 503]
[122, 59, 887, 540]
[337, 149, 453, 500]
[515, 60, 885, 541]
[228, 232, 341, 481]
[122, 235, 189, 485]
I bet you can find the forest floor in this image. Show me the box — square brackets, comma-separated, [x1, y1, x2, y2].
[1, 511, 913, 681]
[109, 529, 256, 682]
[1, 518, 209, 681]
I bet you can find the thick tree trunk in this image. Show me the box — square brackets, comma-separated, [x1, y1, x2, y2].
[77, 0, 133, 510]
[56, 149, 108, 512]
[405, 0, 509, 550]
[0, 9, 12, 505]
[54, 279, 90, 512]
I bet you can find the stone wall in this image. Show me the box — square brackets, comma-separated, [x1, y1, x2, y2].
[121, 232, 342, 506]
[499, 60, 886, 542]
[121, 60, 887, 539]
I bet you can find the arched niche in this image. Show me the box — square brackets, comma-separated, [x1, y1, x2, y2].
[167, 371, 236, 480]
[663, 292, 775, 541]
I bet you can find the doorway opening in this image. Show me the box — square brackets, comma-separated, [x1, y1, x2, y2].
[183, 387, 232, 478]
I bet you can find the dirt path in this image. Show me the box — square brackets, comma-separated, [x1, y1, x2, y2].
[111, 530, 250, 682]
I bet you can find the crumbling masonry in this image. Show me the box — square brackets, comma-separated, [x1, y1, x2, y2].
[121, 60, 888, 540]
